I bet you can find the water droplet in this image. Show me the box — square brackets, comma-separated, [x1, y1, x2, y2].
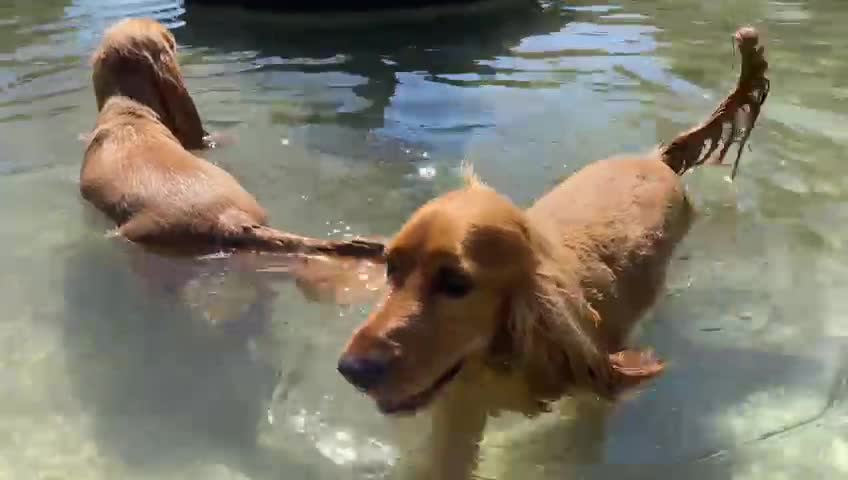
[418, 166, 437, 179]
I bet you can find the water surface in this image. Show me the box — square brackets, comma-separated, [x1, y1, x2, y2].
[1, 0, 847, 478]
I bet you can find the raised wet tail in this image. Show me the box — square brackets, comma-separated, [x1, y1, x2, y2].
[659, 26, 770, 179]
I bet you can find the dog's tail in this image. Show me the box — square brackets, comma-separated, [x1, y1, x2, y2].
[236, 224, 386, 260]
[659, 26, 770, 179]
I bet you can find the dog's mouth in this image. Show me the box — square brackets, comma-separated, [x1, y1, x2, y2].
[376, 361, 463, 416]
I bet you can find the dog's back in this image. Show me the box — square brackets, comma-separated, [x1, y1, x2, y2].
[527, 28, 768, 350]
[83, 19, 268, 250]
[529, 155, 693, 349]
[82, 95, 268, 250]
[82, 19, 386, 260]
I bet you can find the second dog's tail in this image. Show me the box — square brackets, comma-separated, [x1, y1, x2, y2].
[659, 27, 770, 179]
[237, 224, 386, 260]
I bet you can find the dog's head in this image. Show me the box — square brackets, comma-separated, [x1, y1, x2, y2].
[337, 171, 600, 414]
[91, 18, 206, 149]
[339, 180, 531, 415]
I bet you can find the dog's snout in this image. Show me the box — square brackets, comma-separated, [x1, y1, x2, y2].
[337, 355, 390, 391]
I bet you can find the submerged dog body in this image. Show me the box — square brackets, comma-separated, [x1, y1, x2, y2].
[340, 28, 769, 479]
[82, 18, 383, 260]
[83, 96, 270, 250]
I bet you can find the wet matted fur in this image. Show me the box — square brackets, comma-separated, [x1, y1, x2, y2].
[82, 18, 385, 260]
[339, 27, 769, 479]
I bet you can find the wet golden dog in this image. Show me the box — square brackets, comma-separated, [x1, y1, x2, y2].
[339, 28, 769, 478]
[83, 18, 383, 259]
[81, 19, 385, 304]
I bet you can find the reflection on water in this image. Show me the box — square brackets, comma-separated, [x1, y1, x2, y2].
[1, 0, 847, 478]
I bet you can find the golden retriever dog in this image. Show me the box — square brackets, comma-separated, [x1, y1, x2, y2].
[339, 27, 769, 479]
[83, 18, 384, 259]
[81, 18, 386, 307]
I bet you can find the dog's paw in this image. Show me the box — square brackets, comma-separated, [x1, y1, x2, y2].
[608, 349, 665, 394]
[290, 255, 386, 306]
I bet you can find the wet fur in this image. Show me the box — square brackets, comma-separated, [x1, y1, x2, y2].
[90, 17, 207, 150]
[341, 27, 769, 479]
[82, 19, 384, 280]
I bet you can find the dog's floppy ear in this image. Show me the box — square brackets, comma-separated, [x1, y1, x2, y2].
[608, 349, 665, 394]
[477, 220, 613, 400]
[494, 269, 666, 403]
[501, 273, 618, 402]
[90, 50, 118, 112]
[153, 38, 207, 150]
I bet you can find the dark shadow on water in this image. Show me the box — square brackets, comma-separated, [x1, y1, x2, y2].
[174, 1, 580, 233]
[481, 323, 845, 479]
[177, 0, 574, 147]
[185, 0, 499, 13]
[59, 237, 339, 478]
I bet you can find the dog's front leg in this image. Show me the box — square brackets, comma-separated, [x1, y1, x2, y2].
[413, 386, 489, 480]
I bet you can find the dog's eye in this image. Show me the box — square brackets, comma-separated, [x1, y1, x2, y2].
[433, 267, 473, 298]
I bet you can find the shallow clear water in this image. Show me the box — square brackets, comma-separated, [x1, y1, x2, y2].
[1, 0, 847, 478]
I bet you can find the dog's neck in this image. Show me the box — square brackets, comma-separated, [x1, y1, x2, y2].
[98, 96, 162, 123]
[87, 96, 178, 148]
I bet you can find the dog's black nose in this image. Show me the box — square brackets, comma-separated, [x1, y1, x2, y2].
[337, 355, 389, 391]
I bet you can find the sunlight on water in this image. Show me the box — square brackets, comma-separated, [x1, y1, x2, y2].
[0, 0, 847, 478]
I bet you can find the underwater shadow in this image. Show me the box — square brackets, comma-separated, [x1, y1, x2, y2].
[477, 326, 844, 480]
[58, 236, 342, 478]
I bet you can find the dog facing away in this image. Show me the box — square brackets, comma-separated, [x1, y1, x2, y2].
[81, 18, 386, 306]
[89, 17, 208, 151]
[338, 27, 769, 479]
